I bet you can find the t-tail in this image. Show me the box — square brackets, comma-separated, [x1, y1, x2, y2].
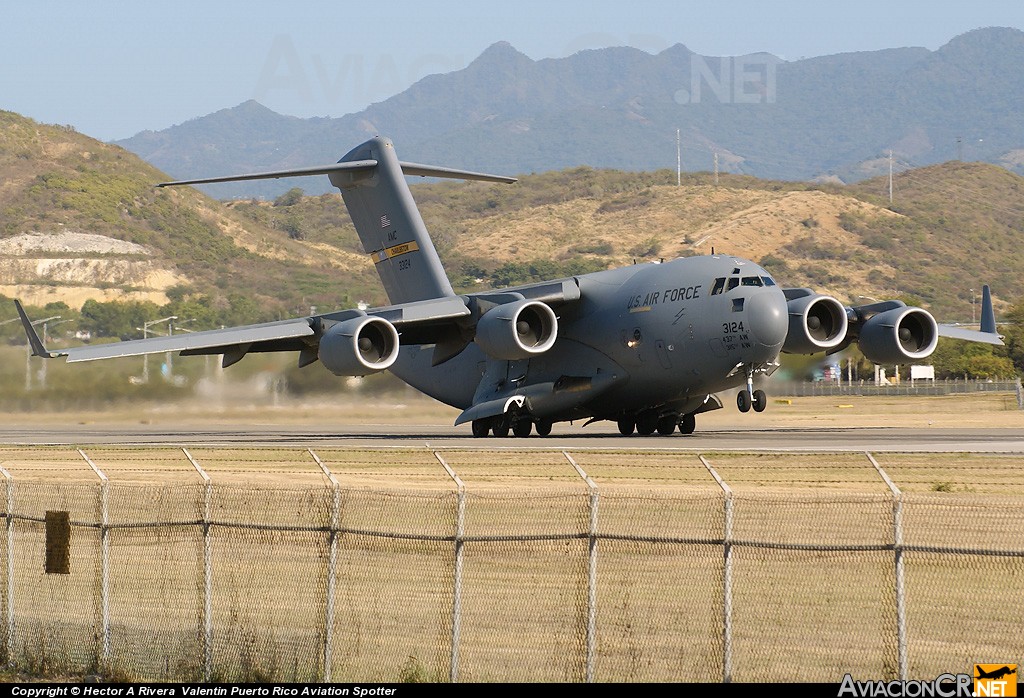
[158, 136, 515, 305]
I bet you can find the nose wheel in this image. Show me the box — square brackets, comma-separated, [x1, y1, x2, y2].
[737, 388, 767, 413]
[737, 364, 768, 413]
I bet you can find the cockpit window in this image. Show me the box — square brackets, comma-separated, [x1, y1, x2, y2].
[761, 276, 776, 286]
[726, 277, 740, 291]
[711, 277, 726, 295]
[741, 276, 763, 287]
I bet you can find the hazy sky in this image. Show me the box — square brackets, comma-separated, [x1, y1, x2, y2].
[4, 1, 1023, 141]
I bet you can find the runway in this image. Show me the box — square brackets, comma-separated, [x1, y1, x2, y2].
[0, 421, 1022, 452]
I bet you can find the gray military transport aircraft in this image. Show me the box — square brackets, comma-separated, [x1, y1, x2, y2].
[15, 137, 1004, 437]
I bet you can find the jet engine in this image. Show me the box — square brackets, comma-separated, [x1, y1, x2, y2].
[318, 316, 400, 376]
[857, 307, 938, 364]
[782, 294, 849, 354]
[474, 299, 558, 360]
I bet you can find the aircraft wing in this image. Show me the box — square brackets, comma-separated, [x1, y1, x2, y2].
[15, 295, 471, 367]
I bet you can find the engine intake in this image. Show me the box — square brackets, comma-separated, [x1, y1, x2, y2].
[782, 294, 849, 354]
[475, 299, 557, 360]
[318, 316, 399, 376]
[857, 307, 938, 364]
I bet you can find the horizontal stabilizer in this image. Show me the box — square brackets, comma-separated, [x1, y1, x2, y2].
[396, 162, 516, 184]
[157, 160, 515, 188]
[157, 161, 379, 187]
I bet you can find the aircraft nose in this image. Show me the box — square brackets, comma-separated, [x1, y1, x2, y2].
[746, 289, 788, 353]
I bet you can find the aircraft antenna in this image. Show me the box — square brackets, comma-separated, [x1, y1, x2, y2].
[676, 129, 681, 186]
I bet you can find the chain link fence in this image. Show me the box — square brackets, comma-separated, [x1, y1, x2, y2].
[1, 446, 1022, 683]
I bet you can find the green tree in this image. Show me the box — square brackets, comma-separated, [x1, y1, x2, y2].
[80, 299, 160, 340]
[1001, 298, 1024, 374]
[273, 187, 304, 207]
[930, 338, 1016, 379]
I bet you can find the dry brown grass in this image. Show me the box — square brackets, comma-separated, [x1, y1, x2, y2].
[1, 391, 1019, 429]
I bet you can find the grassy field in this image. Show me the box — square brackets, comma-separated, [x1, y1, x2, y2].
[1, 391, 1020, 683]
[2, 389, 1021, 429]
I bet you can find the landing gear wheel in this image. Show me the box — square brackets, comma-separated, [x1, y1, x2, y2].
[617, 418, 635, 436]
[752, 389, 767, 413]
[471, 419, 489, 438]
[657, 413, 678, 435]
[679, 413, 696, 435]
[491, 416, 510, 437]
[535, 418, 553, 437]
[737, 390, 751, 413]
[512, 419, 533, 438]
[636, 412, 658, 436]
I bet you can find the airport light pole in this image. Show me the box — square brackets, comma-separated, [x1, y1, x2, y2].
[37, 318, 70, 390]
[25, 315, 60, 391]
[141, 316, 177, 383]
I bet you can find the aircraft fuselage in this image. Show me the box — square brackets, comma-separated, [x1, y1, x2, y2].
[391, 254, 788, 424]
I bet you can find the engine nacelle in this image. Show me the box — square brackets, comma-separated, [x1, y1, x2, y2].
[857, 307, 938, 364]
[782, 294, 849, 354]
[318, 316, 400, 376]
[474, 299, 557, 360]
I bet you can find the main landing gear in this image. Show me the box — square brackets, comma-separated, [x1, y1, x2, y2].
[471, 414, 554, 438]
[617, 411, 697, 436]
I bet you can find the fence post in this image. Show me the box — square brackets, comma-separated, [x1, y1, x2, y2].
[78, 449, 109, 665]
[700, 455, 733, 683]
[0, 466, 13, 668]
[183, 448, 213, 682]
[434, 452, 464, 684]
[866, 451, 906, 681]
[563, 452, 598, 684]
[308, 449, 339, 683]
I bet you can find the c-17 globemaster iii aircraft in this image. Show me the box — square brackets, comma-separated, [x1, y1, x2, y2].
[15, 137, 1004, 437]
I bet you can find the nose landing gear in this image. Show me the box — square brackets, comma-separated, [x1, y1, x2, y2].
[736, 364, 768, 413]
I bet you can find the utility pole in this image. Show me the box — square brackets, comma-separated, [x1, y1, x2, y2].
[888, 150, 893, 203]
[676, 129, 681, 186]
[714, 152, 719, 186]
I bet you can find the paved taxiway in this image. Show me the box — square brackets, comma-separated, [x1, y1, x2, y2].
[0, 422, 1021, 452]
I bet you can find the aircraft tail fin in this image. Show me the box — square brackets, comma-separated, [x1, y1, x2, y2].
[159, 136, 515, 305]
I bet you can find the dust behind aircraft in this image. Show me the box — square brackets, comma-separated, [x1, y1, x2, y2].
[16, 137, 1003, 436]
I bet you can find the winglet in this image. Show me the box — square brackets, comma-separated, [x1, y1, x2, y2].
[980, 284, 996, 335]
[13, 300, 55, 358]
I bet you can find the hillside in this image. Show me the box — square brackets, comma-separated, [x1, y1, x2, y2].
[233, 162, 1024, 322]
[3, 107, 1021, 336]
[0, 110, 383, 316]
[115, 27, 1024, 199]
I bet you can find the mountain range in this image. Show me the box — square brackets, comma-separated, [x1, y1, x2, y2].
[115, 27, 1024, 199]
